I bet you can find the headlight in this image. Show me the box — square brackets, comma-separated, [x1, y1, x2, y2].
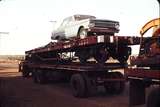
[88, 23, 95, 27]
[115, 23, 120, 29]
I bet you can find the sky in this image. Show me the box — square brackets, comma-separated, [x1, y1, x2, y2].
[0, 0, 159, 55]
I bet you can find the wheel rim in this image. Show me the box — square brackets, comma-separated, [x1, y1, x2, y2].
[79, 29, 87, 39]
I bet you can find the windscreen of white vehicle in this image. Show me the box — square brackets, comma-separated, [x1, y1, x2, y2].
[74, 15, 96, 21]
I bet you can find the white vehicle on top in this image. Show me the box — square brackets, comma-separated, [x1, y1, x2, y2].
[51, 14, 119, 40]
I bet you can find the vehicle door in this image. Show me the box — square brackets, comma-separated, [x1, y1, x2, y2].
[65, 16, 91, 38]
[64, 16, 77, 38]
[54, 18, 68, 38]
[66, 16, 82, 38]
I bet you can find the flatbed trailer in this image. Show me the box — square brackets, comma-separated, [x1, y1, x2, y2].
[125, 68, 160, 107]
[26, 35, 139, 54]
[19, 35, 140, 97]
[25, 35, 140, 64]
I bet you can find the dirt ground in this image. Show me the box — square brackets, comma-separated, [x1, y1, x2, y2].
[0, 61, 145, 107]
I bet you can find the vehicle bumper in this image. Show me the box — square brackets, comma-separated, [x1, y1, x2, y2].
[87, 27, 119, 34]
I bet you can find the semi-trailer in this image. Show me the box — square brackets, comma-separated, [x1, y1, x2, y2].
[19, 35, 139, 97]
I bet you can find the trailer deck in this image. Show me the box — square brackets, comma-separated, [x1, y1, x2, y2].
[26, 35, 140, 54]
[21, 61, 125, 72]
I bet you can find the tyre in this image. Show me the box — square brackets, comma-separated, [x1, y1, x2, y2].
[105, 72, 125, 94]
[94, 48, 109, 64]
[22, 70, 30, 77]
[70, 74, 86, 97]
[22, 66, 30, 77]
[32, 69, 47, 84]
[32, 70, 38, 83]
[117, 56, 128, 66]
[78, 28, 87, 39]
[147, 87, 160, 107]
[82, 74, 97, 96]
[117, 47, 131, 66]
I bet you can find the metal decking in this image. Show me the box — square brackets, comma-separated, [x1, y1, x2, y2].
[26, 35, 140, 54]
[24, 61, 125, 72]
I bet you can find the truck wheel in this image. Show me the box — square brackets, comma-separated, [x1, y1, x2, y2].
[82, 74, 97, 96]
[70, 74, 86, 97]
[22, 70, 30, 77]
[147, 87, 160, 107]
[78, 28, 87, 39]
[105, 72, 125, 94]
[33, 69, 47, 84]
[118, 56, 128, 66]
[94, 48, 109, 64]
[22, 66, 30, 77]
[32, 70, 38, 83]
[118, 47, 131, 66]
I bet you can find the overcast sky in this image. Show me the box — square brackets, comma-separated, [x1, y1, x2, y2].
[0, 0, 159, 55]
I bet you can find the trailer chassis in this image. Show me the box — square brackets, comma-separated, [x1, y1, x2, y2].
[19, 35, 140, 97]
